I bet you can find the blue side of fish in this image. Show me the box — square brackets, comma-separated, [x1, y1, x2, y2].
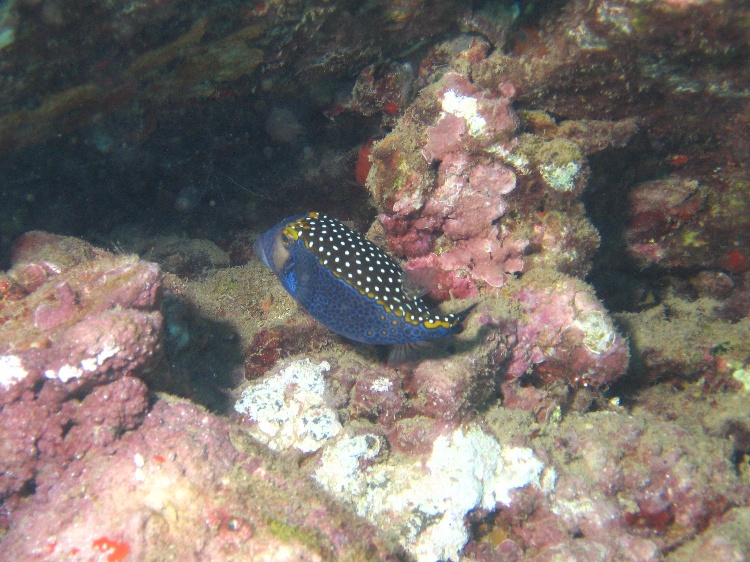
[254, 212, 475, 345]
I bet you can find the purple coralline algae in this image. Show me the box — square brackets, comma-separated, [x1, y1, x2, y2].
[1, 397, 401, 560]
[626, 175, 750, 274]
[501, 269, 629, 388]
[0, 233, 403, 560]
[1, 0, 749, 560]
[368, 72, 528, 296]
[0, 232, 162, 510]
[366, 69, 620, 302]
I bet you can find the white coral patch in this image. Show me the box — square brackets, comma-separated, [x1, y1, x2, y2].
[490, 144, 530, 173]
[314, 425, 547, 562]
[133, 453, 146, 482]
[732, 366, 750, 392]
[0, 355, 28, 389]
[44, 341, 123, 382]
[370, 377, 393, 392]
[574, 310, 616, 354]
[48, 364, 84, 383]
[234, 359, 341, 453]
[540, 160, 581, 192]
[441, 90, 487, 136]
[80, 344, 120, 371]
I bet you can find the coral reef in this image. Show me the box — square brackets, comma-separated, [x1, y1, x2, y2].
[314, 425, 547, 562]
[459, 403, 748, 560]
[625, 175, 750, 273]
[617, 292, 750, 385]
[537, 409, 747, 555]
[229, 356, 746, 561]
[366, 69, 624, 299]
[0, 234, 402, 560]
[501, 269, 629, 388]
[1, 397, 401, 561]
[1, 0, 749, 560]
[0, 232, 162, 508]
[235, 359, 342, 453]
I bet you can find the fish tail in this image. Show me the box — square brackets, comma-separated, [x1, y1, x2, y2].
[451, 303, 478, 333]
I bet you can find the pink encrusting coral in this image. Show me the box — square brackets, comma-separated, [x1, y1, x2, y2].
[1, 397, 402, 561]
[368, 72, 526, 297]
[503, 269, 629, 388]
[0, 234, 406, 561]
[366, 68, 612, 300]
[0, 232, 163, 507]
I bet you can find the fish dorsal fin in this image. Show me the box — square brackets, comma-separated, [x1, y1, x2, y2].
[401, 267, 437, 300]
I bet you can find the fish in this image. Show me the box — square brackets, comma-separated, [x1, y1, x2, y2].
[254, 212, 476, 347]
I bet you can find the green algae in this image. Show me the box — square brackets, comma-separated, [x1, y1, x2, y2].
[733, 366, 750, 392]
[215, 278, 240, 293]
[265, 517, 323, 553]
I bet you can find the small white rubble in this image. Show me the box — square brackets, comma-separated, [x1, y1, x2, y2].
[0, 355, 28, 389]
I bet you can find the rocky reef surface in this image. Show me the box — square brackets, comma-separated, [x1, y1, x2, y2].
[2, 0, 750, 561]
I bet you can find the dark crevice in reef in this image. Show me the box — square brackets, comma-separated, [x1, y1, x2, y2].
[0, 86, 380, 271]
[583, 139, 672, 314]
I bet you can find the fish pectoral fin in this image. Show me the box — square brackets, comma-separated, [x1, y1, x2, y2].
[387, 341, 430, 367]
[282, 269, 298, 294]
[400, 268, 438, 300]
[282, 261, 318, 304]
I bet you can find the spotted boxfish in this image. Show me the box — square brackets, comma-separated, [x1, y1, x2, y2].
[254, 212, 476, 347]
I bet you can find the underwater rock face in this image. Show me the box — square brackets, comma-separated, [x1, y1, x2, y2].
[230, 351, 746, 561]
[226, 270, 629, 560]
[528, 408, 750, 559]
[0, 0, 462, 154]
[232, 359, 551, 561]
[616, 294, 750, 386]
[366, 70, 612, 299]
[2, 0, 750, 559]
[625, 175, 750, 273]
[503, 269, 629, 388]
[0, 236, 403, 560]
[0, 232, 163, 507]
[0, 397, 402, 561]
